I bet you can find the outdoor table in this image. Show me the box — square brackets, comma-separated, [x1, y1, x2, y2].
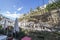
[0, 35, 7, 40]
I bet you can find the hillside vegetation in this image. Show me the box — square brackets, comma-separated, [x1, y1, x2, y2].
[18, 0, 60, 40]
[19, 0, 60, 24]
[46, 0, 60, 10]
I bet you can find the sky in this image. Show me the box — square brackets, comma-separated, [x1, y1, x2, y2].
[0, 0, 49, 20]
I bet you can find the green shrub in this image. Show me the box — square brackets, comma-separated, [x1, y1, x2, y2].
[0, 25, 2, 29]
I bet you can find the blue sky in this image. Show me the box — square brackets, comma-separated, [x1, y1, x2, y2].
[0, 0, 49, 20]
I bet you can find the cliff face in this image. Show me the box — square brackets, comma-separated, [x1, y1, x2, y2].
[50, 9, 60, 24]
[19, 9, 60, 28]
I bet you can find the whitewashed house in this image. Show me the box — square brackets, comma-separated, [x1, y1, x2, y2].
[0, 14, 14, 28]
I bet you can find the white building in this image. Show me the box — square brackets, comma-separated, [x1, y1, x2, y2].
[0, 14, 14, 27]
[40, 4, 47, 9]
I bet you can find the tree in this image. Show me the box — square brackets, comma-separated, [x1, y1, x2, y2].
[30, 8, 33, 12]
[36, 6, 40, 11]
[46, 0, 60, 10]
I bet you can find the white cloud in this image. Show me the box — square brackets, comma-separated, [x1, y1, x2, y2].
[1, 11, 23, 20]
[4, 13, 19, 18]
[17, 7, 23, 11]
[13, 5, 23, 11]
[0, 6, 23, 20]
[4, 13, 23, 19]
[6, 11, 10, 14]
